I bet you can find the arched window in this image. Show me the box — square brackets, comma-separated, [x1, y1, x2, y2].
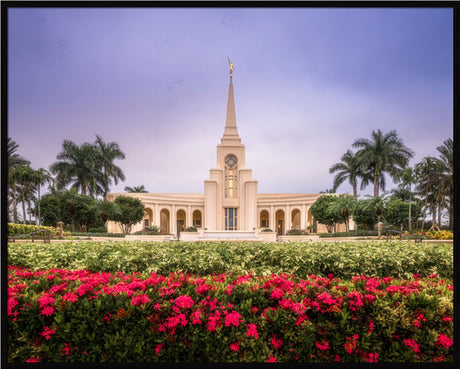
[225, 155, 238, 198]
[193, 210, 202, 228]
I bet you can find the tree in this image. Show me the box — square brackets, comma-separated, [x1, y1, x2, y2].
[436, 138, 453, 228]
[383, 197, 423, 231]
[327, 194, 357, 232]
[14, 165, 37, 224]
[352, 199, 379, 230]
[329, 150, 372, 197]
[32, 168, 54, 226]
[95, 199, 121, 231]
[352, 129, 414, 197]
[7, 137, 30, 170]
[94, 135, 126, 200]
[50, 140, 103, 197]
[108, 196, 145, 234]
[124, 185, 148, 193]
[395, 167, 416, 231]
[310, 195, 344, 233]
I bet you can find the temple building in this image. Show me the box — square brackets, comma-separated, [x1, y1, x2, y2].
[107, 64, 351, 240]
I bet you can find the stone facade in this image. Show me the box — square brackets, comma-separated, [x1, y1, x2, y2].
[107, 73, 352, 238]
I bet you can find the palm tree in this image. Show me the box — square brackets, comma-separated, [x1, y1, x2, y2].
[32, 168, 54, 225]
[329, 149, 372, 197]
[95, 199, 121, 231]
[395, 167, 416, 231]
[50, 140, 103, 197]
[327, 194, 357, 232]
[436, 138, 453, 228]
[14, 165, 37, 224]
[94, 135, 126, 200]
[124, 185, 148, 193]
[7, 137, 30, 169]
[414, 157, 444, 231]
[352, 129, 414, 197]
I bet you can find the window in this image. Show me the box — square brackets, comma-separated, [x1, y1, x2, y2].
[193, 210, 202, 228]
[225, 155, 238, 198]
[225, 208, 238, 230]
[144, 219, 149, 227]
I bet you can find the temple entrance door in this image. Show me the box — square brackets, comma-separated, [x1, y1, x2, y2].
[276, 210, 285, 235]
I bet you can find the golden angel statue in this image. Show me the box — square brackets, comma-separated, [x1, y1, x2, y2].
[227, 57, 234, 77]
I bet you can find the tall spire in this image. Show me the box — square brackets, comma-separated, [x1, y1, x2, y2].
[221, 58, 241, 144]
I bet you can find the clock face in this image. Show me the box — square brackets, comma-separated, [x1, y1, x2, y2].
[226, 155, 237, 168]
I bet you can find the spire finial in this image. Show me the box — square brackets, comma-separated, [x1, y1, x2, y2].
[227, 56, 234, 80]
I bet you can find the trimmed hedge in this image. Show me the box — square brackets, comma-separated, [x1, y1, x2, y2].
[8, 223, 71, 238]
[7, 241, 453, 279]
[7, 267, 453, 362]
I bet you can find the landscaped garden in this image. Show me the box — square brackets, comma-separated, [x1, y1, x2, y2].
[7, 240, 453, 363]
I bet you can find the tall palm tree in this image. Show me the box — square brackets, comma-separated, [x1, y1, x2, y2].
[436, 138, 453, 228]
[32, 168, 54, 225]
[396, 167, 416, 231]
[7, 137, 30, 169]
[95, 199, 121, 231]
[352, 129, 414, 197]
[329, 149, 372, 197]
[124, 185, 148, 193]
[50, 140, 103, 197]
[94, 135, 126, 200]
[14, 165, 37, 224]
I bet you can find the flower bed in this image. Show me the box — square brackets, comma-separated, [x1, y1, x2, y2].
[7, 266, 453, 363]
[7, 240, 453, 279]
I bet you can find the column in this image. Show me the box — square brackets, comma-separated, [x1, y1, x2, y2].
[270, 205, 275, 231]
[171, 204, 176, 236]
[301, 204, 306, 229]
[154, 203, 159, 227]
[285, 205, 290, 233]
[187, 205, 192, 228]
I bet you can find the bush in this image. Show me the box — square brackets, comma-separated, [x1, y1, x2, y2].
[319, 231, 378, 238]
[88, 227, 106, 233]
[286, 229, 308, 235]
[134, 226, 161, 235]
[7, 223, 71, 238]
[7, 266, 453, 362]
[425, 230, 453, 240]
[7, 241, 453, 280]
[184, 226, 198, 232]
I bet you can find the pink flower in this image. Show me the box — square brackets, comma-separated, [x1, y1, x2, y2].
[26, 357, 41, 362]
[404, 338, 420, 353]
[37, 294, 55, 308]
[436, 333, 453, 349]
[271, 334, 283, 350]
[196, 283, 212, 294]
[155, 343, 164, 356]
[365, 351, 379, 362]
[131, 294, 150, 306]
[343, 335, 359, 354]
[7, 298, 18, 315]
[230, 342, 240, 352]
[266, 356, 277, 362]
[40, 306, 54, 316]
[61, 343, 73, 356]
[224, 310, 242, 327]
[191, 309, 202, 325]
[39, 326, 56, 340]
[175, 295, 194, 309]
[246, 323, 259, 339]
[62, 292, 78, 302]
[270, 287, 285, 300]
[334, 355, 341, 362]
[315, 340, 329, 351]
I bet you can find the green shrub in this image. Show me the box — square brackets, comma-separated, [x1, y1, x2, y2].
[88, 227, 106, 233]
[184, 226, 198, 232]
[7, 267, 453, 362]
[7, 241, 453, 279]
[7, 223, 71, 238]
[286, 229, 308, 235]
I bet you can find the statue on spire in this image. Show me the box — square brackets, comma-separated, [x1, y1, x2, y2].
[227, 57, 234, 78]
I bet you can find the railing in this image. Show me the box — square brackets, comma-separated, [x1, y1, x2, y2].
[8, 230, 51, 243]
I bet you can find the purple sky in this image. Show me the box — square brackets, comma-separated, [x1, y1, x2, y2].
[8, 7, 453, 197]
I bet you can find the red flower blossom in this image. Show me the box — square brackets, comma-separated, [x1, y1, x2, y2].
[61, 342, 73, 356]
[315, 340, 329, 351]
[404, 338, 420, 353]
[39, 326, 56, 340]
[155, 343, 164, 356]
[266, 356, 277, 362]
[40, 306, 54, 316]
[271, 334, 283, 350]
[131, 294, 150, 306]
[224, 310, 242, 327]
[175, 295, 195, 309]
[62, 291, 78, 302]
[365, 351, 379, 362]
[230, 342, 240, 352]
[26, 357, 41, 362]
[436, 333, 453, 349]
[246, 323, 259, 339]
[37, 294, 55, 308]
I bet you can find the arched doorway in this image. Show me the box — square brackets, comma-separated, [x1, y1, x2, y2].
[193, 210, 202, 228]
[276, 210, 284, 236]
[260, 210, 269, 229]
[144, 208, 153, 228]
[291, 209, 300, 229]
[160, 209, 170, 234]
[177, 209, 186, 236]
